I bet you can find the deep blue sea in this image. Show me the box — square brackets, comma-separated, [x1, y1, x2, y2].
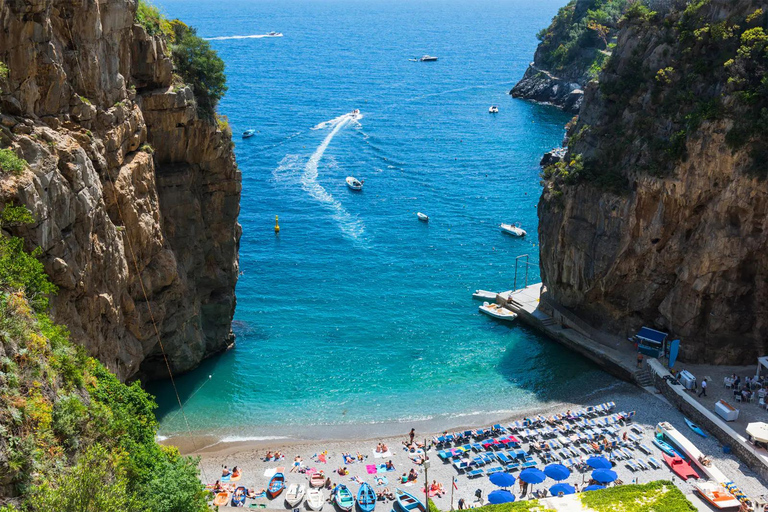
[149, 0, 618, 443]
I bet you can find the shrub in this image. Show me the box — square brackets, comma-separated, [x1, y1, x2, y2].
[171, 22, 227, 119]
[136, 0, 173, 39]
[580, 480, 695, 512]
[0, 148, 27, 175]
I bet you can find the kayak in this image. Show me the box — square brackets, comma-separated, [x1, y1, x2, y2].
[394, 488, 425, 512]
[267, 472, 285, 498]
[653, 437, 679, 457]
[357, 482, 376, 512]
[334, 484, 354, 511]
[213, 491, 229, 506]
[685, 418, 707, 438]
[663, 453, 699, 481]
[231, 486, 247, 507]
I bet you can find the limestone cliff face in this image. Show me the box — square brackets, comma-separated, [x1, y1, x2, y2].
[538, 0, 768, 364]
[0, 0, 241, 380]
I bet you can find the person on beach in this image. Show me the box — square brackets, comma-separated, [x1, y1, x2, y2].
[699, 378, 708, 397]
[401, 473, 408, 484]
[622, 431, 628, 442]
[458, 498, 466, 510]
[409, 428, 416, 444]
[382, 443, 389, 453]
[291, 456, 303, 472]
[325, 477, 332, 489]
[376, 443, 382, 453]
[386, 460, 395, 471]
[408, 468, 418, 482]
[232, 466, 241, 478]
[357, 452, 364, 461]
[636, 352, 643, 368]
[222, 466, 231, 477]
[213, 480, 223, 492]
[264, 451, 273, 461]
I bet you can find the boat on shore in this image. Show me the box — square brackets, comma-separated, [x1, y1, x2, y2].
[334, 485, 354, 511]
[500, 222, 526, 237]
[286, 483, 306, 507]
[417, 212, 429, 222]
[213, 491, 230, 506]
[473, 290, 497, 301]
[652, 437, 679, 457]
[310, 473, 325, 488]
[232, 486, 247, 507]
[267, 472, 285, 498]
[242, 129, 256, 138]
[346, 177, 363, 191]
[394, 489, 425, 512]
[685, 418, 707, 437]
[357, 482, 376, 512]
[662, 453, 699, 481]
[694, 482, 741, 510]
[307, 488, 325, 510]
[479, 302, 517, 322]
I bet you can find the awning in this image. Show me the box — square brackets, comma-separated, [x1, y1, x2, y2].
[634, 327, 668, 346]
[746, 422, 768, 443]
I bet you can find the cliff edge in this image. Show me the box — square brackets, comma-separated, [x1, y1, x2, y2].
[0, 0, 241, 380]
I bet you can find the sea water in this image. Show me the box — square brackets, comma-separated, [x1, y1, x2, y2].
[148, 0, 616, 442]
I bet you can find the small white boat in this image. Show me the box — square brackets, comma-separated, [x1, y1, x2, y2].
[285, 483, 306, 507]
[242, 129, 256, 138]
[306, 488, 324, 511]
[479, 302, 518, 322]
[417, 212, 429, 222]
[488, 106, 499, 114]
[500, 222, 526, 237]
[267, 31, 283, 37]
[419, 55, 438, 62]
[693, 482, 741, 510]
[346, 176, 363, 191]
[350, 109, 360, 116]
[473, 290, 497, 301]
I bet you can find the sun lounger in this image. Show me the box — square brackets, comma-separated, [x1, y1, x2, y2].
[506, 462, 520, 472]
[638, 444, 652, 455]
[648, 457, 661, 469]
[486, 466, 503, 475]
[496, 452, 511, 465]
[636, 459, 649, 470]
[437, 450, 451, 461]
[630, 425, 643, 435]
[472, 456, 485, 467]
[467, 468, 484, 478]
[492, 424, 506, 433]
[625, 460, 639, 472]
[453, 460, 470, 473]
[521, 461, 537, 469]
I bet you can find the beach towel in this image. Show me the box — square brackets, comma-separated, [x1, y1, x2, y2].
[263, 468, 277, 478]
[375, 476, 388, 486]
[221, 474, 231, 482]
[366, 465, 378, 475]
[318, 454, 327, 463]
[373, 450, 393, 459]
[404, 482, 415, 487]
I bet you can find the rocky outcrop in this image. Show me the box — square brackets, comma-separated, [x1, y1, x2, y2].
[511, 65, 584, 113]
[0, 0, 241, 380]
[537, 0, 768, 364]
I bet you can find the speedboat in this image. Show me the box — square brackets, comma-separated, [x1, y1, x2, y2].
[500, 222, 526, 237]
[334, 485, 354, 512]
[350, 109, 360, 116]
[662, 453, 699, 481]
[394, 489, 426, 512]
[267, 31, 283, 37]
[489, 106, 499, 114]
[242, 129, 256, 138]
[346, 176, 363, 191]
[419, 55, 438, 62]
[416, 212, 429, 222]
[231, 486, 247, 507]
[694, 482, 741, 510]
[267, 472, 285, 498]
[307, 488, 325, 510]
[285, 483, 306, 507]
[478, 302, 518, 322]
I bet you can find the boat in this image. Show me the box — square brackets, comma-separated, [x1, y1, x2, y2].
[655, 422, 731, 484]
[694, 482, 741, 510]
[213, 491, 230, 507]
[472, 290, 498, 301]
[286, 483, 306, 507]
[479, 302, 518, 322]
[394, 489, 426, 512]
[350, 109, 361, 116]
[416, 212, 429, 222]
[662, 453, 699, 481]
[232, 486, 247, 507]
[267, 472, 286, 499]
[652, 437, 679, 457]
[346, 177, 363, 191]
[307, 488, 325, 510]
[310, 473, 326, 488]
[418, 55, 438, 62]
[685, 418, 707, 438]
[242, 129, 256, 138]
[488, 106, 499, 114]
[334, 485, 354, 512]
[357, 482, 376, 512]
[500, 223, 526, 237]
[267, 31, 283, 37]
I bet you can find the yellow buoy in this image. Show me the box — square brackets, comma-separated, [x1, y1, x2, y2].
[274, 215, 280, 233]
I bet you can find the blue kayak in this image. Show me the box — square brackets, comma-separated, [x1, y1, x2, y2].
[357, 482, 376, 512]
[685, 418, 707, 438]
[653, 437, 679, 457]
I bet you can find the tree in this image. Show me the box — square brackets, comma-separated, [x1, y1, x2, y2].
[171, 22, 227, 119]
[589, 20, 610, 48]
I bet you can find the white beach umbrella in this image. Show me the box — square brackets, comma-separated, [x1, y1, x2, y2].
[746, 422, 768, 443]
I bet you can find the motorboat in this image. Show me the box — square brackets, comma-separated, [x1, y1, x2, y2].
[416, 212, 429, 222]
[394, 489, 425, 512]
[267, 31, 283, 37]
[500, 223, 526, 237]
[310, 473, 325, 488]
[662, 453, 699, 481]
[267, 472, 285, 498]
[473, 290, 498, 301]
[478, 302, 518, 322]
[488, 106, 499, 114]
[242, 129, 256, 138]
[307, 488, 325, 510]
[346, 176, 363, 191]
[334, 485, 354, 512]
[286, 483, 306, 507]
[350, 109, 360, 116]
[694, 482, 741, 510]
[419, 55, 438, 62]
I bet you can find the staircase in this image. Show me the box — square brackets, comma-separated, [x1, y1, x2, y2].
[635, 366, 654, 388]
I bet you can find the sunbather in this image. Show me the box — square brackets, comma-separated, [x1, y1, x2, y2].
[381, 443, 389, 453]
[401, 473, 408, 484]
[222, 466, 231, 477]
[408, 468, 418, 482]
[232, 466, 241, 478]
[376, 443, 383, 453]
[265, 451, 273, 461]
[385, 460, 394, 470]
[291, 456, 303, 472]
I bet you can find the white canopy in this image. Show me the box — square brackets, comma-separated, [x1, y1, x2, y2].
[757, 356, 768, 378]
[747, 422, 768, 443]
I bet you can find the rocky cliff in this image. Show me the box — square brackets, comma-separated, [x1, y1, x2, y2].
[538, 0, 768, 364]
[0, 0, 241, 380]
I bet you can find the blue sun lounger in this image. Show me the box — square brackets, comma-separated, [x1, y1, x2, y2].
[467, 468, 484, 478]
[496, 452, 511, 465]
[638, 444, 652, 455]
[453, 460, 470, 472]
[647, 457, 661, 469]
[521, 460, 537, 469]
[486, 466, 503, 475]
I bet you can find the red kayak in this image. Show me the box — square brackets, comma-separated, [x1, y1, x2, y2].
[663, 453, 699, 481]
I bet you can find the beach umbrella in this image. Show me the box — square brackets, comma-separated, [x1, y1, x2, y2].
[489, 472, 516, 488]
[544, 464, 570, 481]
[586, 456, 612, 469]
[583, 485, 605, 492]
[747, 422, 768, 443]
[591, 469, 618, 484]
[549, 483, 576, 496]
[519, 468, 546, 484]
[487, 490, 515, 504]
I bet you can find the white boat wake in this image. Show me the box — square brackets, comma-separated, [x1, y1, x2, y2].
[204, 33, 283, 41]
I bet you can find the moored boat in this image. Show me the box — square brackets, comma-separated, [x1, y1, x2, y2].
[232, 486, 247, 507]
[286, 483, 306, 507]
[307, 488, 325, 510]
[662, 453, 699, 481]
[500, 222, 526, 237]
[310, 473, 325, 488]
[357, 482, 376, 512]
[479, 302, 517, 322]
[394, 489, 425, 512]
[685, 418, 707, 437]
[213, 491, 230, 507]
[417, 212, 429, 222]
[694, 482, 741, 510]
[242, 129, 256, 138]
[267, 472, 286, 498]
[346, 176, 363, 191]
[473, 290, 497, 301]
[419, 55, 438, 62]
[334, 484, 354, 511]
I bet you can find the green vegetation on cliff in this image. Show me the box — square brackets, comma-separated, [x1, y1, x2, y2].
[0, 205, 209, 511]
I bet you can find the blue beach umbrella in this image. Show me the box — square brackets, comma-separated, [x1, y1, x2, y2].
[549, 483, 576, 496]
[489, 472, 516, 488]
[544, 464, 570, 481]
[586, 456, 612, 469]
[519, 468, 546, 484]
[591, 469, 618, 484]
[487, 490, 515, 504]
[583, 485, 606, 492]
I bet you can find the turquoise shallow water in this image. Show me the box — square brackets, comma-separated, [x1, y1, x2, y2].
[149, 0, 618, 442]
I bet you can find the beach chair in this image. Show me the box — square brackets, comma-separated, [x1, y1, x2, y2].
[462, 444, 472, 453]
[471, 443, 483, 452]
[472, 456, 485, 467]
[638, 444, 652, 455]
[629, 433, 641, 444]
[453, 460, 470, 473]
[647, 457, 661, 469]
[492, 424, 506, 434]
[521, 461, 537, 469]
[625, 460, 639, 472]
[506, 462, 520, 472]
[437, 450, 451, 461]
[630, 425, 643, 435]
[496, 452, 511, 465]
[445, 434, 455, 444]
[636, 459, 649, 470]
[467, 468, 484, 478]
[486, 466, 503, 475]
